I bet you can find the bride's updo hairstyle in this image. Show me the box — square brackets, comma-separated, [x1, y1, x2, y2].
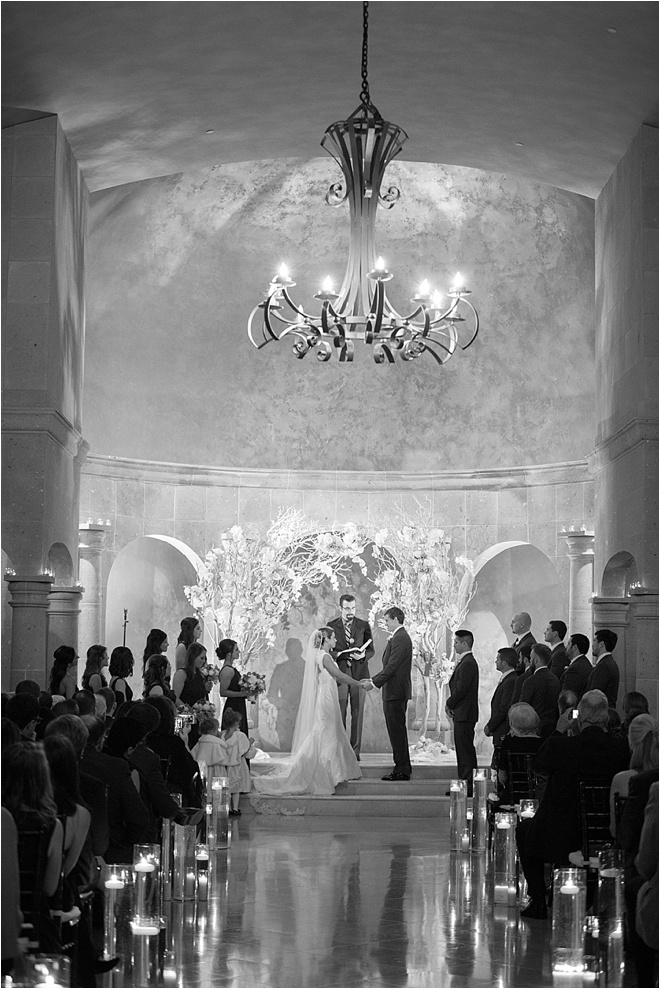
[317, 627, 334, 648]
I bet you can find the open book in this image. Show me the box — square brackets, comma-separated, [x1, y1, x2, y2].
[337, 638, 372, 657]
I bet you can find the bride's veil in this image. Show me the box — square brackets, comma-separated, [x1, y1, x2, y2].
[290, 629, 323, 758]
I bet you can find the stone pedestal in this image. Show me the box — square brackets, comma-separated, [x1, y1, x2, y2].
[47, 585, 84, 659]
[5, 574, 54, 688]
[560, 530, 595, 637]
[79, 523, 111, 659]
[592, 597, 631, 709]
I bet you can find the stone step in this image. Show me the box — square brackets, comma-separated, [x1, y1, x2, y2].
[335, 778, 450, 796]
[248, 792, 450, 818]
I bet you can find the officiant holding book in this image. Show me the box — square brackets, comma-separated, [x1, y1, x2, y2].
[328, 594, 375, 760]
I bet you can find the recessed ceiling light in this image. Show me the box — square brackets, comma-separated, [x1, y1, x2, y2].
[607, 27, 617, 33]
[206, 129, 215, 134]
[515, 142, 524, 147]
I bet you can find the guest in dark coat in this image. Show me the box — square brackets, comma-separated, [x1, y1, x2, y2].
[587, 629, 620, 707]
[98, 717, 158, 861]
[544, 620, 569, 679]
[516, 689, 630, 920]
[446, 630, 479, 794]
[559, 633, 592, 700]
[511, 654, 534, 705]
[520, 644, 561, 738]
[143, 695, 202, 807]
[483, 647, 518, 768]
[497, 703, 544, 804]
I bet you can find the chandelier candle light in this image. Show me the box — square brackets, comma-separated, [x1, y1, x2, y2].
[247, 1, 479, 365]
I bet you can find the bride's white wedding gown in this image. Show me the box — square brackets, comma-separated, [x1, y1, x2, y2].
[253, 651, 361, 795]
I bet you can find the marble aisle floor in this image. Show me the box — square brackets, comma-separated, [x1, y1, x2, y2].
[111, 814, 588, 989]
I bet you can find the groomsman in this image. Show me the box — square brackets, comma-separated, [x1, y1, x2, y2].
[446, 630, 479, 794]
[510, 612, 536, 673]
[483, 647, 518, 768]
[587, 629, 620, 708]
[364, 606, 413, 780]
[328, 594, 375, 760]
[544, 620, 569, 679]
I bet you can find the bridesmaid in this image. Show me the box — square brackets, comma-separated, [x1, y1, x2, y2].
[81, 645, 108, 693]
[174, 618, 202, 671]
[48, 646, 78, 699]
[141, 628, 169, 675]
[217, 639, 249, 732]
[172, 642, 209, 749]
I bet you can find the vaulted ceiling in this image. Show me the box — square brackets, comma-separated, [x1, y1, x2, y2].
[2, 1, 658, 197]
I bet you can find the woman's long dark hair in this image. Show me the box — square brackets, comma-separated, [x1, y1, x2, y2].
[1, 741, 58, 827]
[143, 655, 170, 696]
[109, 646, 134, 679]
[82, 644, 107, 690]
[177, 617, 200, 648]
[142, 629, 168, 672]
[49, 645, 76, 694]
[184, 642, 207, 682]
[43, 734, 83, 817]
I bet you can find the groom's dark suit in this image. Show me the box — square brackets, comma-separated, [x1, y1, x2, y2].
[328, 615, 375, 759]
[372, 625, 413, 777]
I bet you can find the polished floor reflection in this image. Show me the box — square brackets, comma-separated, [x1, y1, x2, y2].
[110, 815, 584, 988]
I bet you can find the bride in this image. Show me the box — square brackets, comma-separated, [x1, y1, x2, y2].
[253, 626, 370, 795]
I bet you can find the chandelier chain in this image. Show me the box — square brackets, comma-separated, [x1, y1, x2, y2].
[359, 1, 379, 117]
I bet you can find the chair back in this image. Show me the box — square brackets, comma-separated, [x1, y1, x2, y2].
[613, 792, 628, 848]
[578, 777, 612, 859]
[506, 751, 537, 803]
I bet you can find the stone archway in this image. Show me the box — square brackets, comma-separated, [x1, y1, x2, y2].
[465, 540, 562, 757]
[105, 535, 204, 697]
[47, 542, 74, 584]
[601, 551, 638, 597]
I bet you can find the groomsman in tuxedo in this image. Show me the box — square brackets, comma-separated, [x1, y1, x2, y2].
[363, 606, 413, 780]
[446, 630, 479, 794]
[587, 629, 620, 707]
[483, 647, 518, 768]
[510, 612, 536, 673]
[328, 594, 375, 760]
[560, 633, 592, 700]
[544, 619, 569, 679]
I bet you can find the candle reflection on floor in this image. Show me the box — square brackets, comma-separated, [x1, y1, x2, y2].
[104, 815, 564, 987]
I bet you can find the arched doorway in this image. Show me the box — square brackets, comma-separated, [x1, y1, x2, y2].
[105, 535, 204, 697]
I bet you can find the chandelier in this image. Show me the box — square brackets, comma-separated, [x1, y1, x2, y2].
[247, 2, 479, 365]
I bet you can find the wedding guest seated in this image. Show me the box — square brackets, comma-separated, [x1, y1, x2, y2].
[143, 655, 176, 702]
[620, 760, 660, 986]
[1, 718, 20, 752]
[48, 645, 78, 700]
[623, 691, 650, 736]
[36, 691, 55, 740]
[44, 715, 109, 858]
[97, 687, 117, 725]
[2, 741, 64, 951]
[1, 805, 21, 980]
[94, 693, 107, 721]
[610, 715, 658, 836]
[82, 716, 155, 863]
[607, 707, 627, 743]
[43, 735, 91, 879]
[143, 695, 202, 807]
[116, 702, 200, 830]
[14, 680, 40, 698]
[634, 782, 658, 978]
[1, 694, 9, 718]
[72, 689, 96, 717]
[51, 698, 80, 718]
[555, 689, 579, 736]
[5, 693, 39, 740]
[496, 703, 544, 805]
[516, 690, 629, 920]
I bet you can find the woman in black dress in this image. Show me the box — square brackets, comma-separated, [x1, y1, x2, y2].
[141, 628, 169, 675]
[217, 639, 249, 731]
[48, 645, 78, 699]
[143, 655, 176, 703]
[81, 644, 108, 694]
[172, 643, 209, 749]
[108, 646, 134, 707]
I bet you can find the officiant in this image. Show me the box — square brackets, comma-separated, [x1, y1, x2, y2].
[328, 594, 375, 761]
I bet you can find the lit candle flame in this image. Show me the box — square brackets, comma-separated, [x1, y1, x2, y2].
[451, 272, 464, 291]
[431, 291, 444, 309]
[375, 256, 386, 271]
[322, 276, 334, 293]
[419, 279, 430, 296]
[278, 262, 290, 279]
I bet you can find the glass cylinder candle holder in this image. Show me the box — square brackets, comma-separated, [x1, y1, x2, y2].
[518, 798, 539, 820]
[493, 811, 517, 905]
[472, 768, 488, 852]
[552, 868, 587, 974]
[449, 779, 468, 852]
[132, 843, 161, 931]
[102, 864, 130, 960]
[24, 953, 71, 987]
[172, 822, 197, 901]
[211, 776, 230, 850]
[196, 843, 210, 901]
[598, 847, 624, 987]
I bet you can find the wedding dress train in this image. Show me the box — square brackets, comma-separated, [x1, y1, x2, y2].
[252, 640, 361, 797]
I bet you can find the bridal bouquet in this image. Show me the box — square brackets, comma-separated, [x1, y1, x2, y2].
[238, 671, 266, 703]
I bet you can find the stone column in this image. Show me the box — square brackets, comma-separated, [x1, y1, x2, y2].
[628, 590, 659, 718]
[4, 574, 54, 688]
[559, 529, 595, 636]
[591, 597, 631, 710]
[47, 585, 84, 658]
[78, 524, 110, 656]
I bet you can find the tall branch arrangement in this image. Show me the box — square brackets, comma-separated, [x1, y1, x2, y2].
[183, 510, 368, 664]
[368, 507, 475, 681]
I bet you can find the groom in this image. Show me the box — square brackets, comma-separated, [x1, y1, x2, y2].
[363, 606, 413, 781]
[328, 594, 375, 760]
